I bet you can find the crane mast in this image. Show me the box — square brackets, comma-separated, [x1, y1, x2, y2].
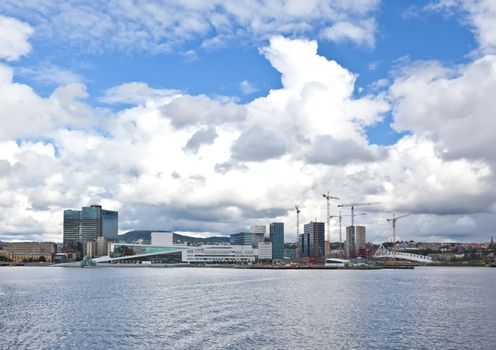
[322, 191, 339, 244]
[386, 213, 410, 254]
[295, 205, 301, 258]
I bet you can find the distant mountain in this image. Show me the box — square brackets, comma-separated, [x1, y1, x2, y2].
[117, 230, 230, 244]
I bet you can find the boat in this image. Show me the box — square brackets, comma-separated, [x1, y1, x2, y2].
[325, 258, 349, 268]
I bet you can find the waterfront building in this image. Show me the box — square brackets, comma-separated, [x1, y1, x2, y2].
[63, 205, 118, 254]
[250, 225, 266, 248]
[94, 232, 258, 265]
[183, 245, 256, 264]
[345, 225, 366, 258]
[230, 232, 253, 246]
[299, 233, 308, 257]
[63, 210, 81, 252]
[85, 240, 97, 258]
[0, 242, 56, 263]
[355, 226, 366, 257]
[257, 241, 272, 262]
[299, 222, 325, 259]
[269, 222, 284, 260]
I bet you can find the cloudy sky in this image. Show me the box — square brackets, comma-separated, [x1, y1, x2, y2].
[0, 0, 495, 243]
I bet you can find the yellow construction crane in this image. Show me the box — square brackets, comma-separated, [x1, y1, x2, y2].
[387, 213, 410, 254]
[322, 191, 339, 243]
[295, 205, 301, 257]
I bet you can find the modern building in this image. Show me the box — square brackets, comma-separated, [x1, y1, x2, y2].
[230, 232, 252, 246]
[355, 226, 366, 257]
[63, 205, 118, 255]
[85, 240, 97, 258]
[269, 222, 284, 260]
[250, 225, 266, 248]
[183, 245, 256, 264]
[345, 225, 366, 258]
[300, 222, 325, 259]
[257, 241, 272, 262]
[93, 232, 258, 265]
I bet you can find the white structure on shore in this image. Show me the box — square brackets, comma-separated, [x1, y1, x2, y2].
[94, 232, 265, 265]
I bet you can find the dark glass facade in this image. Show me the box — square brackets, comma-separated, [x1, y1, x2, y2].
[230, 232, 253, 245]
[63, 205, 118, 254]
[102, 210, 118, 240]
[300, 222, 325, 258]
[63, 210, 81, 252]
[269, 222, 284, 260]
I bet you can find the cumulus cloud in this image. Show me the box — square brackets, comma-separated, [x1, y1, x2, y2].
[306, 135, 384, 165]
[162, 95, 246, 128]
[101, 82, 180, 106]
[0, 16, 33, 61]
[231, 126, 288, 162]
[1, 34, 495, 243]
[390, 55, 496, 163]
[321, 19, 376, 47]
[184, 127, 218, 153]
[428, 0, 496, 54]
[0, 64, 95, 141]
[0, 0, 381, 53]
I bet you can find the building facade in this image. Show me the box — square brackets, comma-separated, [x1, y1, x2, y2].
[230, 232, 252, 246]
[300, 222, 325, 259]
[0, 242, 57, 263]
[63, 205, 118, 255]
[269, 222, 284, 260]
[345, 225, 366, 258]
[250, 225, 266, 248]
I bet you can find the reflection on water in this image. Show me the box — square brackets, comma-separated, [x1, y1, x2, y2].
[0, 267, 495, 349]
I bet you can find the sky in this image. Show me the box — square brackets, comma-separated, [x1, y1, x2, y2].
[0, 0, 495, 243]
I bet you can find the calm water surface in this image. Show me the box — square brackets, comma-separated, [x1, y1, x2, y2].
[0, 266, 495, 349]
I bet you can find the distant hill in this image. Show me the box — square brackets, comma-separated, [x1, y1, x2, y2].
[117, 230, 230, 244]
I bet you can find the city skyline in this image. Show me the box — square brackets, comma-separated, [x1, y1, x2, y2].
[1, 1, 496, 243]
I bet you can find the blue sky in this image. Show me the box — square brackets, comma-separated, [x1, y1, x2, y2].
[1, 0, 496, 243]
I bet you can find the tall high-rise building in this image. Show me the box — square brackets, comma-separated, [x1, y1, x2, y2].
[300, 222, 325, 258]
[345, 225, 366, 258]
[345, 226, 356, 258]
[250, 225, 266, 248]
[63, 205, 118, 254]
[269, 222, 284, 260]
[355, 226, 366, 257]
[63, 210, 81, 252]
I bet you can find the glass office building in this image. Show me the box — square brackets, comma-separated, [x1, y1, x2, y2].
[302, 222, 325, 258]
[102, 210, 118, 240]
[269, 222, 284, 260]
[230, 232, 253, 246]
[63, 205, 118, 254]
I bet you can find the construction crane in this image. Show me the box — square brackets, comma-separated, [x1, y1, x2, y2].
[337, 202, 380, 226]
[387, 213, 410, 254]
[330, 211, 367, 245]
[295, 205, 301, 257]
[322, 191, 339, 243]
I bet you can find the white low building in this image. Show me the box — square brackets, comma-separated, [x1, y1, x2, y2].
[257, 241, 272, 261]
[182, 245, 256, 264]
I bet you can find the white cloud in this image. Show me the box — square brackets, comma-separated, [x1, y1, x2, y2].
[100, 82, 181, 106]
[0, 0, 381, 53]
[239, 80, 258, 95]
[428, 0, 496, 54]
[0, 16, 33, 61]
[390, 55, 496, 163]
[0, 64, 95, 141]
[321, 19, 376, 47]
[1, 36, 495, 243]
